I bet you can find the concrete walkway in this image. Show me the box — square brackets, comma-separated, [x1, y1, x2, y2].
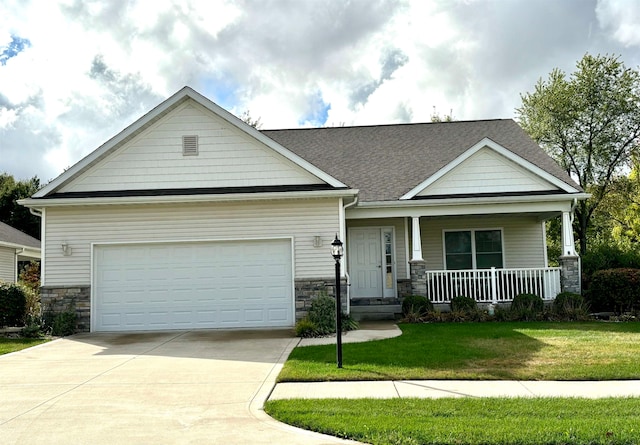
[271, 321, 640, 400]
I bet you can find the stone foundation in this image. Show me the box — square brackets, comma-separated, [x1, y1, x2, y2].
[40, 286, 91, 333]
[294, 277, 348, 321]
[560, 256, 581, 294]
[409, 260, 427, 296]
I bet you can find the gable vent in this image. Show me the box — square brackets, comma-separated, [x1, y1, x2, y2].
[182, 135, 199, 156]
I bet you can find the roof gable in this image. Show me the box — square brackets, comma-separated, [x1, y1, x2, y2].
[35, 87, 346, 198]
[405, 138, 578, 199]
[57, 99, 325, 193]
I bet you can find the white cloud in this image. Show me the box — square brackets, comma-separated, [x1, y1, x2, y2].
[0, 0, 637, 182]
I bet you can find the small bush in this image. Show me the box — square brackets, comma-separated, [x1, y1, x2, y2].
[0, 282, 27, 327]
[307, 294, 336, 336]
[552, 292, 588, 319]
[450, 295, 477, 313]
[294, 318, 318, 338]
[18, 261, 40, 295]
[295, 294, 359, 337]
[510, 293, 544, 321]
[401, 295, 433, 318]
[586, 268, 640, 313]
[51, 311, 77, 336]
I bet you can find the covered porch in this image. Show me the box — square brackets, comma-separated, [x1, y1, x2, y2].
[344, 196, 581, 316]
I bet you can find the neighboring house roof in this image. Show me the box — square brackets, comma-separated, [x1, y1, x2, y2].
[263, 119, 581, 203]
[0, 221, 40, 250]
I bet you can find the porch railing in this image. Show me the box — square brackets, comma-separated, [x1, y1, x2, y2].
[425, 267, 561, 303]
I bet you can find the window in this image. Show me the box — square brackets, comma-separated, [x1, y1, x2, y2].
[444, 229, 503, 270]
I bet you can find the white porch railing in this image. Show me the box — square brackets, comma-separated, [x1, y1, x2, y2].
[425, 267, 561, 303]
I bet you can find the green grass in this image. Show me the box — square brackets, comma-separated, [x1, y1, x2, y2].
[265, 397, 640, 445]
[279, 322, 640, 381]
[0, 337, 49, 355]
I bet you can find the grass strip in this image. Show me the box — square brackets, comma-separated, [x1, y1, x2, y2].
[265, 397, 640, 445]
[280, 322, 640, 381]
[0, 337, 49, 355]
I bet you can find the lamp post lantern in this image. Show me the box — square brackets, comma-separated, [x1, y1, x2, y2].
[331, 234, 344, 368]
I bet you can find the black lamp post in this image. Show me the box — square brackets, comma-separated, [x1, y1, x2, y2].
[331, 234, 344, 368]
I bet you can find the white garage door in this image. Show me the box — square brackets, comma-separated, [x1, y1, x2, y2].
[93, 239, 293, 332]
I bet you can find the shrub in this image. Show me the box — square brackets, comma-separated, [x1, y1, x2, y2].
[552, 292, 588, 319]
[0, 282, 27, 327]
[401, 295, 433, 318]
[586, 268, 640, 313]
[450, 295, 477, 313]
[295, 294, 359, 337]
[307, 294, 336, 336]
[294, 318, 318, 338]
[510, 293, 544, 321]
[51, 311, 77, 337]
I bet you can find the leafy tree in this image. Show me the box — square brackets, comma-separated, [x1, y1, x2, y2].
[517, 54, 640, 254]
[239, 110, 262, 129]
[605, 158, 640, 245]
[430, 106, 454, 122]
[0, 173, 41, 239]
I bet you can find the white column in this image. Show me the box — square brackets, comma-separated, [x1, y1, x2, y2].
[411, 216, 424, 261]
[561, 211, 577, 257]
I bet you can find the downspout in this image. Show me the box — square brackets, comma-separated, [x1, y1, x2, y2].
[342, 196, 359, 314]
[14, 248, 24, 282]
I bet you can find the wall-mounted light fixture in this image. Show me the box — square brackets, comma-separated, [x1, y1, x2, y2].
[313, 235, 323, 248]
[61, 242, 72, 256]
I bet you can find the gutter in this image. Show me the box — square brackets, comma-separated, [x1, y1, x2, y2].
[341, 196, 359, 314]
[18, 188, 360, 208]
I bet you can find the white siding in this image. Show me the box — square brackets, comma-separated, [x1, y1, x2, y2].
[420, 215, 545, 270]
[346, 218, 408, 279]
[0, 247, 15, 282]
[59, 100, 323, 193]
[418, 147, 557, 196]
[43, 198, 340, 286]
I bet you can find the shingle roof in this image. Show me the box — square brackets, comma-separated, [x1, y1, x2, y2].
[263, 119, 580, 202]
[0, 222, 40, 249]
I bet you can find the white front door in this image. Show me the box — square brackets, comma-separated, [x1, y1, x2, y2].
[349, 227, 396, 298]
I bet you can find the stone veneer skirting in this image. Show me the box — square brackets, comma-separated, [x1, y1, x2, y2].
[40, 286, 91, 333]
[560, 256, 581, 294]
[294, 277, 348, 321]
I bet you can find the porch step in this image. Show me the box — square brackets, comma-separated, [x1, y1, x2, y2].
[350, 304, 402, 321]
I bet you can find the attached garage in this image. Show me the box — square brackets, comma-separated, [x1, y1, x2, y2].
[92, 238, 293, 332]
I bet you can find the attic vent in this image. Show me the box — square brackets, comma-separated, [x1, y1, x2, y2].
[182, 135, 199, 156]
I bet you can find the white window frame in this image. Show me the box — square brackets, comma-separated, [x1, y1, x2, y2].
[442, 228, 504, 270]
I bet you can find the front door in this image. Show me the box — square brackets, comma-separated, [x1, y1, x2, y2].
[349, 227, 396, 298]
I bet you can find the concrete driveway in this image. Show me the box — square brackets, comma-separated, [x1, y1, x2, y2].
[0, 329, 354, 445]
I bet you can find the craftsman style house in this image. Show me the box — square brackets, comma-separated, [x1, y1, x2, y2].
[20, 87, 587, 331]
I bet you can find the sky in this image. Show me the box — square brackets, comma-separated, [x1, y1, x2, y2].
[1, 0, 640, 183]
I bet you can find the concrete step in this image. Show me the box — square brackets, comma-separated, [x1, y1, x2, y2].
[350, 304, 402, 321]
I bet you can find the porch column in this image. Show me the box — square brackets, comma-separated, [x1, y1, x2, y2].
[409, 216, 427, 297]
[560, 211, 581, 294]
[411, 217, 423, 261]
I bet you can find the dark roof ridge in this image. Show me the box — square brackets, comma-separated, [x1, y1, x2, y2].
[261, 118, 514, 132]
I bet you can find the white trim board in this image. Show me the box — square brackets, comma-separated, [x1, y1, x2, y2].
[400, 138, 580, 200]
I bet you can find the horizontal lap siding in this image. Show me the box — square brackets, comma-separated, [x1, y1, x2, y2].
[421, 215, 545, 270]
[60, 101, 322, 192]
[43, 199, 340, 286]
[0, 247, 15, 282]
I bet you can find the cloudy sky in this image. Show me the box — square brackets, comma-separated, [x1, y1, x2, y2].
[1, 0, 640, 183]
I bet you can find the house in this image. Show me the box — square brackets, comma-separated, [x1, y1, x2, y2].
[0, 221, 41, 283]
[19, 87, 588, 332]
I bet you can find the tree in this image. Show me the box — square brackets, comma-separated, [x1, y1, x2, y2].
[517, 54, 640, 254]
[604, 158, 640, 245]
[0, 173, 41, 239]
[430, 106, 454, 122]
[239, 110, 262, 129]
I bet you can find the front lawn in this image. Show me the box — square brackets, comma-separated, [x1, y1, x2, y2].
[279, 322, 640, 381]
[265, 397, 640, 445]
[0, 337, 49, 355]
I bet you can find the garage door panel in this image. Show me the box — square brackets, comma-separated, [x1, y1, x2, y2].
[94, 239, 293, 331]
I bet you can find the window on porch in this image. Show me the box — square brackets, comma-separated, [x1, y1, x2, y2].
[444, 229, 503, 270]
